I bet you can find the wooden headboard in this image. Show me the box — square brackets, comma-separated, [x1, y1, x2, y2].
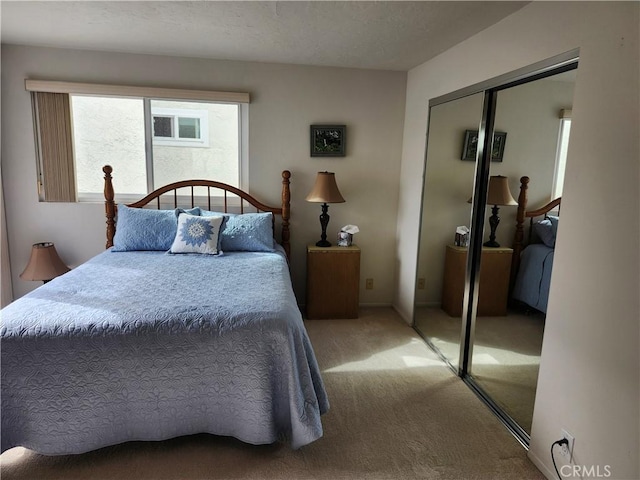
[510, 175, 561, 287]
[103, 165, 291, 261]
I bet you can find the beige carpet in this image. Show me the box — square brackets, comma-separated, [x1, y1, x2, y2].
[415, 307, 544, 433]
[0, 308, 544, 480]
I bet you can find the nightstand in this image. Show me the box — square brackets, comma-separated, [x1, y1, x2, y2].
[441, 245, 513, 316]
[306, 245, 360, 319]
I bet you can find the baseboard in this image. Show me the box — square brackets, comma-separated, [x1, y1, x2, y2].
[528, 449, 556, 480]
[297, 303, 393, 312]
[415, 301, 440, 308]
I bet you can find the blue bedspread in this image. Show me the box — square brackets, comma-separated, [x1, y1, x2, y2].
[1, 249, 329, 454]
[512, 243, 554, 313]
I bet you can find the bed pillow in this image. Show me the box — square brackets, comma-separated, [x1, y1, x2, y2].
[169, 213, 224, 255]
[532, 218, 556, 248]
[112, 205, 182, 251]
[175, 207, 201, 218]
[548, 215, 559, 240]
[201, 210, 275, 252]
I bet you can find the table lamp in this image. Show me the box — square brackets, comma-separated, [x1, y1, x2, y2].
[483, 175, 517, 247]
[306, 172, 345, 247]
[20, 242, 70, 283]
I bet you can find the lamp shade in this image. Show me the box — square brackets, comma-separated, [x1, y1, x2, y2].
[486, 175, 517, 206]
[20, 242, 70, 282]
[305, 172, 345, 203]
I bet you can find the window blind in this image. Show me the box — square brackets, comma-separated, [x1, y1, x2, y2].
[33, 92, 76, 202]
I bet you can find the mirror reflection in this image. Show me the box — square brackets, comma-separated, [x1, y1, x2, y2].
[414, 92, 484, 369]
[471, 69, 575, 434]
[414, 68, 575, 436]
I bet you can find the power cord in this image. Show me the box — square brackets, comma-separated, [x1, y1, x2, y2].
[551, 438, 569, 479]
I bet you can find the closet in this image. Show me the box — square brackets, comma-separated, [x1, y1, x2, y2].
[413, 50, 578, 445]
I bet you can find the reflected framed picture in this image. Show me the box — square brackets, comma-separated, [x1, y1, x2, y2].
[310, 125, 346, 157]
[461, 130, 507, 162]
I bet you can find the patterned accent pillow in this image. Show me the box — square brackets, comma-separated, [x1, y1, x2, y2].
[169, 213, 224, 255]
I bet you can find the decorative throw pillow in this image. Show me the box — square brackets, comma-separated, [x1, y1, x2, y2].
[169, 213, 224, 255]
[112, 205, 180, 251]
[201, 210, 275, 252]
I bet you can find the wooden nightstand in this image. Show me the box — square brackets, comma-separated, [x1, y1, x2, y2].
[306, 245, 360, 319]
[441, 245, 513, 316]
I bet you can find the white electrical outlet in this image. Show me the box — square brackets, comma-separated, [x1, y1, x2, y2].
[560, 429, 575, 460]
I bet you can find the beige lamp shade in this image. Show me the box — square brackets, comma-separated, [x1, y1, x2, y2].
[20, 242, 70, 282]
[305, 172, 345, 204]
[486, 175, 517, 206]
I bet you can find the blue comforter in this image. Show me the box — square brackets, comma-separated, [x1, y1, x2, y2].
[512, 243, 554, 313]
[1, 249, 329, 454]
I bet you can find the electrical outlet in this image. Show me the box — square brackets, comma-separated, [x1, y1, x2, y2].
[417, 278, 426, 289]
[560, 429, 575, 460]
[365, 278, 374, 290]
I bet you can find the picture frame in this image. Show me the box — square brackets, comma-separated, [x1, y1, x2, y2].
[461, 130, 507, 162]
[310, 125, 346, 157]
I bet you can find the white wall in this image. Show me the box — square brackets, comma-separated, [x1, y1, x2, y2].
[395, 2, 638, 479]
[1, 45, 406, 303]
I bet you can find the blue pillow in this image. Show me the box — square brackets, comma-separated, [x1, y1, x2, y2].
[176, 207, 201, 218]
[548, 215, 559, 240]
[532, 218, 556, 248]
[112, 205, 198, 251]
[201, 210, 275, 252]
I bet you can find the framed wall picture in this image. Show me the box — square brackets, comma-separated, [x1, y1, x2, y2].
[461, 130, 507, 162]
[310, 125, 346, 157]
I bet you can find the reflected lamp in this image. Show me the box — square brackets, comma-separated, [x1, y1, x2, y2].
[483, 175, 517, 247]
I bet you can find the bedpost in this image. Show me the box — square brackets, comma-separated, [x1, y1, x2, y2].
[104, 165, 115, 249]
[281, 170, 291, 262]
[510, 176, 529, 290]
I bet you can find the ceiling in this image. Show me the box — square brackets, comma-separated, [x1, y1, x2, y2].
[1, 1, 528, 71]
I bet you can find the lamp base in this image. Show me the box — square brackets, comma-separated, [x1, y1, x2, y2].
[483, 240, 501, 248]
[485, 205, 501, 249]
[315, 203, 332, 248]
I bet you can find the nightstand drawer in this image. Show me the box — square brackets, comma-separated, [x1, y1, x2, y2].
[441, 245, 512, 316]
[306, 245, 360, 319]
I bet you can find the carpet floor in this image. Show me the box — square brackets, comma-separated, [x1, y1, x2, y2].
[414, 307, 545, 433]
[0, 308, 544, 480]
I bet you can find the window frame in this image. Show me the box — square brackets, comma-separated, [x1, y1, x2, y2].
[26, 80, 250, 204]
[551, 110, 571, 200]
[151, 107, 210, 147]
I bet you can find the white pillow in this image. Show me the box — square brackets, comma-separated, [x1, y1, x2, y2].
[169, 213, 224, 255]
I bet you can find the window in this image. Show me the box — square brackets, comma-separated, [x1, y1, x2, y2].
[72, 98, 236, 199]
[551, 110, 571, 200]
[27, 81, 249, 202]
[151, 107, 209, 147]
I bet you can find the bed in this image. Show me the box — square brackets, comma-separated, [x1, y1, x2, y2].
[510, 176, 561, 314]
[1, 166, 329, 455]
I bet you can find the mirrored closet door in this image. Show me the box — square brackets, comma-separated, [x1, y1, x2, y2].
[414, 92, 484, 369]
[413, 52, 578, 445]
